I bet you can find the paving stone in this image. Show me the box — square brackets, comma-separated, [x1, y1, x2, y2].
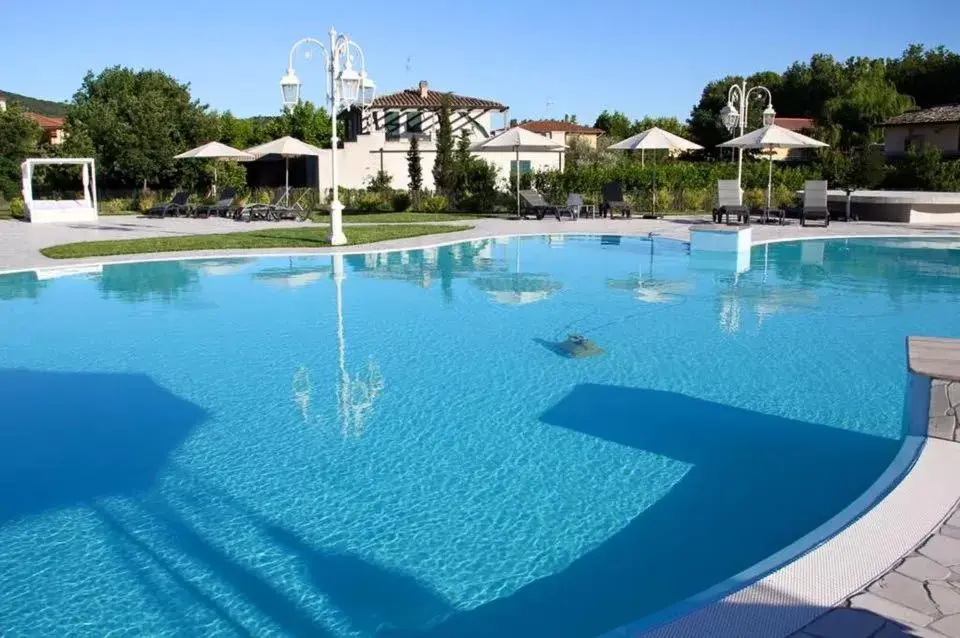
[804, 607, 887, 637]
[934, 379, 949, 387]
[947, 382, 960, 409]
[931, 583, 960, 615]
[849, 593, 936, 628]
[870, 572, 941, 615]
[898, 555, 953, 582]
[922, 536, 960, 567]
[932, 614, 960, 638]
[930, 416, 957, 440]
[942, 527, 960, 541]
[932, 384, 952, 417]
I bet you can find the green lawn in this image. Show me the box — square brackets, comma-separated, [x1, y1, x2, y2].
[41, 224, 473, 259]
[312, 211, 493, 224]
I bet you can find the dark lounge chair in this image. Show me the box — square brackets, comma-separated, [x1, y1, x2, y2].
[146, 191, 190, 218]
[520, 190, 561, 220]
[800, 180, 830, 227]
[193, 188, 237, 219]
[240, 188, 309, 222]
[601, 183, 631, 218]
[713, 180, 749, 224]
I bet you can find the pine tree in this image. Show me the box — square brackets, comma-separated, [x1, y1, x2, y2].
[432, 94, 455, 197]
[407, 134, 423, 194]
[453, 128, 473, 204]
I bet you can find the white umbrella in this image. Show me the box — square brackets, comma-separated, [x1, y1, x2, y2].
[719, 124, 827, 213]
[608, 127, 702, 165]
[471, 126, 565, 217]
[174, 141, 254, 196]
[609, 127, 703, 213]
[246, 136, 325, 206]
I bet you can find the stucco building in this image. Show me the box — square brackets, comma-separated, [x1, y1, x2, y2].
[313, 81, 565, 191]
[883, 105, 960, 157]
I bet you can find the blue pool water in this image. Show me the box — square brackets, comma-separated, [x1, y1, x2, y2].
[1, 235, 959, 637]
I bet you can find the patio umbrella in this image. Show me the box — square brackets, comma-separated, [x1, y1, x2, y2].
[470, 126, 565, 217]
[174, 141, 254, 196]
[470, 238, 561, 305]
[246, 136, 325, 206]
[608, 127, 703, 213]
[719, 124, 827, 213]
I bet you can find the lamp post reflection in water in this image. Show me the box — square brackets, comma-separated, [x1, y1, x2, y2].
[332, 254, 384, 439]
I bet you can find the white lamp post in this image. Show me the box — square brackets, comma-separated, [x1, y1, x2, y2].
[281, 28, 375, 246]
[719, 81, 776, 191]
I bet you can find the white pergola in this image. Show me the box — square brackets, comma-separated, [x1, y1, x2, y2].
[21, 158, 98, 223]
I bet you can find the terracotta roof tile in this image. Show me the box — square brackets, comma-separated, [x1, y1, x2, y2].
[372, 87, 505, 111]
[774, 117, 815, 132]
[25, 112, 65, 130]
[518, 120, 604, 135]
[884, 105, 960, 126]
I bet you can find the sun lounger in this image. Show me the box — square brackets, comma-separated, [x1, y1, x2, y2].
[193, 188, 237, 219]
[800, 180, 830, 227]
[562, 194, 585, 220]
[146, 191, 190, 218]
[520, 190, 561, 221]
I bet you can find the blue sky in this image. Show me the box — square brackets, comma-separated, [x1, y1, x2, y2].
[3, 0, 959, 125]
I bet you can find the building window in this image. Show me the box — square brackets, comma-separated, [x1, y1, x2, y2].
[905, 134, 925, 152]
[406, 112, 422, 134]
[385, 111, 401, 139]
[509, 160, 532, 176]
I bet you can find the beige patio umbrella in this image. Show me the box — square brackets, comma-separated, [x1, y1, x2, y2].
[470, 126, 565, 217]
[246, 136, 325, 206]
[174, 141, 254, 196]
[719, 124, 827, 212]
[609, 127, 703, 213]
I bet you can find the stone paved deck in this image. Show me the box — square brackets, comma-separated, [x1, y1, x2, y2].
[791, 504, 960, 638]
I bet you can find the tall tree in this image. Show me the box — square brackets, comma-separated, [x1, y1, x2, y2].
[593, 110, 632, 140]
[887, 45, 960, 108]
[407, 134, 423, 194]
[453, 128, 474, 204]
[270, 101, 332, 147]
[67, 66, 213, 188]
[0, 103, 43, 199]
[432, 94, 455, 197]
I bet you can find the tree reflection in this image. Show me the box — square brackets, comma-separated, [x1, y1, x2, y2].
[0, 272, 48, 301]
[98, 262, 199, 304]
[345, 240, 503, 303]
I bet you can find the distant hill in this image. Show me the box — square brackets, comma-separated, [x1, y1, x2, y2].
[0, 90, 68, 117]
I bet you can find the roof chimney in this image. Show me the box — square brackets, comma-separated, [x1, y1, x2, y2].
[418, 81, 429, 98]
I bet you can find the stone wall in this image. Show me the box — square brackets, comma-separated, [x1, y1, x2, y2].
[929, 379, 960, 442]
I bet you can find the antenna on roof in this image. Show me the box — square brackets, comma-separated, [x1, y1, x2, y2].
[546, 99, 555, 118]
[405, 56, 413, 78]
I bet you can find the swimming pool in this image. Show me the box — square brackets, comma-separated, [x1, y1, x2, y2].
[1, 235, 958, 637]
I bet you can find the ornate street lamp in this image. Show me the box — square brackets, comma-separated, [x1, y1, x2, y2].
[282, 28, 376, 246]
[720, 81, 775, 190]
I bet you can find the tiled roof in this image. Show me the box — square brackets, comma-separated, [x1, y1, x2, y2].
[372, 88, 506, 111]
[25, 112, 65, 130]
[518, 120, 604, 135]
[774, 117, 815, 132]
[884, 105, 960, 126]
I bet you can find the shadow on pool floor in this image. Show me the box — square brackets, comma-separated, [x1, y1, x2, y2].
[400, 384, 902, 638]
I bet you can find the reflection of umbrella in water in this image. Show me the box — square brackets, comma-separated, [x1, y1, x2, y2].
[472, 274, 562, 305]
[253, 260, 332, 289]
[607, 277, 692, 303]
[0, 369, 206, 524]
[186, 258, 256, 277]
[606, 236, 691, 303]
